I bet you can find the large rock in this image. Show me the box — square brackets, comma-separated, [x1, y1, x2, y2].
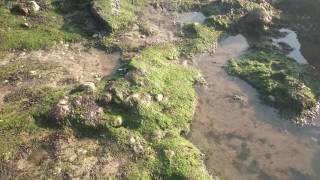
[71, 95, 104, 128]
[51, 95, 103, 128]
[240, 7, 273, 33]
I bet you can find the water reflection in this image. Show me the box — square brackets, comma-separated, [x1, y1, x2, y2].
[176, 12, 206, 24]
[272, 28, 308, 64]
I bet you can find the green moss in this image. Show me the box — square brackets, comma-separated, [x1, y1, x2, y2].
[182, 23, 221, 54]
[200, 0, 264, 33]
[166, 0, 201, 10]
[205, 15, 232, 30]
[0, 86, 66, 159]
[91, 0, 147, 32]
[96, 43, 210, 179]
[0, 0, 97, 53]
[0, 58, 60, 83]
[99, 31, 143, 52]
[227, 51, 319, 116]
[154, 134, 209, 179]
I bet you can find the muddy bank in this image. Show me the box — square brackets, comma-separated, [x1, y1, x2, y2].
[189, 35, 320, 179]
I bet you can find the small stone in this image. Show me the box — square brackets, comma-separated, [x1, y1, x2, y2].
[141, 94, 152, 105]
[21, 22, 31, 28]
[311, 137, 318, 143]
[124, 93, 140, 107]
[92, 33, 99, 38]
[182, 60, 188, 67]
[155, 94, 164, 102]
[103, 93, 113, 104]
[58, 97, 69, 105]
[112, 116, 123, 127]
[28, 1, 40, 12]
[17, 159, 28, 170]
[3, 80, 9, 84]
[133, 144, 144, 154]
[72, 96, 82, 107]
[268, 95, 276, 102]
[164, 150, 175, 158]
[77, 148, 88, 155]
[230, 94, 247, 105]
[129, 137, 136, 144]
[79, 82, 96, 92]
[51, 97, 71, 123]
[152, 129, 165, 140]
[29, 70, 37, 76]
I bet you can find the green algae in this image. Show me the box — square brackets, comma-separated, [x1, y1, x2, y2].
[182, 23, 221, 54]
[97, 43, 210, 179]
[227, 50, 319, 116]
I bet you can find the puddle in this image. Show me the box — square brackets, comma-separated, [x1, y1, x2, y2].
[272, 28, 308, 64]
[189, 35, 320, 180]
[176, 12, 206, 24]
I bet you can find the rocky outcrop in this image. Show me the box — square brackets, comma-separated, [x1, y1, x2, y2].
[90, 1, 113, 31]
[240, 6, 273, 33]
[10, 1, 40, 16]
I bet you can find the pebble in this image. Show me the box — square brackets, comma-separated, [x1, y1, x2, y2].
[311, 137, 318, 143]
[112, 116, 123, 127]
[130, 137, 136, 144]
[155, 94, 164, 102]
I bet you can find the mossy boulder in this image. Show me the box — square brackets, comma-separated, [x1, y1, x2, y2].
[91, 0, 147, 32]
[182, 23, 221, 54]
[227, 51, 319, 117]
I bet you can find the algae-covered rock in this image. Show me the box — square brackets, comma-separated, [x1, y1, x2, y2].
[241, 7, 273, 32]
[51, 96, 71, 124]
[51, 95, 104, 128]
[91, 0, 147, 32]
[227, 51, 319, 117]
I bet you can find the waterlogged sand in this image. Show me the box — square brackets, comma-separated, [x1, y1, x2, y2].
[189, 35, 320, 180]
